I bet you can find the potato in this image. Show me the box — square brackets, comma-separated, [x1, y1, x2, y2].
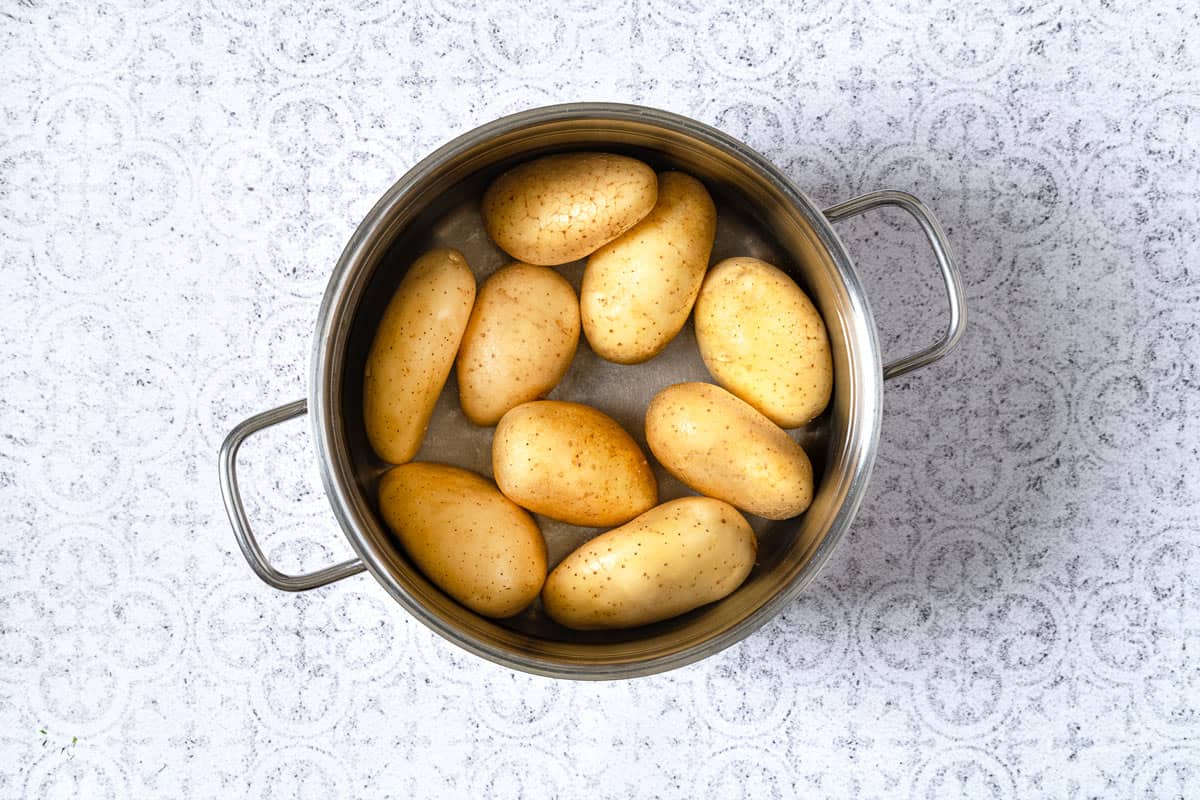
[646, 382, 814, 520]
[492, 400, 657, 527]
[364, 248, 476, 464]
[581, 171, 717, 364]
[482, 153, 657, 266]
[378, 462, 546, 618]
[694, 257, 833, 427]
[542, 497, 756, 630]
[456, 263, 580, 426]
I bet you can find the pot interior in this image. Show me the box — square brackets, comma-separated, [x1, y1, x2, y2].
[318, 107, 880, 677]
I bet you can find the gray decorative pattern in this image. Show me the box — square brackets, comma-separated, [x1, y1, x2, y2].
[2, 1, 1198, 797]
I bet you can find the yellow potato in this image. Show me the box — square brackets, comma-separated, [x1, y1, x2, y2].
[492, 400, 657, 527]
[482, 153, 657, 266]
[646, 382, 814, 520]
[456, 263, 580, 426]
[694, 257, 833, 427]
[364, 248, 476, 464]
[581, 171, 717, 364]
[542, 497, 756, 630]
[378, 462, 546, 618]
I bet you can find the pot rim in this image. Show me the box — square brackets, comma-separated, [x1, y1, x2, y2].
[308, 102, 883, 679]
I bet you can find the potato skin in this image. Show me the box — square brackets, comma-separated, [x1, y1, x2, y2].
[492, 400, 657, 527]
[542, 497, 756, 630]
[363, 248, 476, 464]
[581, 171, 717, 364]
[482, 153, 658, 266]
[646, 382, 814, 520]
[378, 462, 547, 618]
[456, 263, 580, 426]
[694, 257, 833, 428]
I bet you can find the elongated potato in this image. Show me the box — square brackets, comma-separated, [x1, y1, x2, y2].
[694, 257, 833, 427]
[646, 382, 814, 520]
[543, 497, 756, 630]
[364, 248, 476, 464]
[378, 462, 547, 618]
[456, 263, 580, 426]
[492, 400, 657, 527]
[581, 171, 717, 364]
[482, 153, 657, 266]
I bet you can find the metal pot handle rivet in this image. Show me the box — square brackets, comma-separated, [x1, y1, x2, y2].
[219, 399, 366, 591]
[824, 190, 967, 380]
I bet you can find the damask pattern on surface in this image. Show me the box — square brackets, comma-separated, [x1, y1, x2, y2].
[1, 1, 1198, 798]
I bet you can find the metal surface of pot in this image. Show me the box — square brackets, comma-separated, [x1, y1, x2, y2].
[219, 103, 965, 679]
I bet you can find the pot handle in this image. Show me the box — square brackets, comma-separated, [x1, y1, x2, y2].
[219, 399, 366, 591]
[823, 190, 966, 380]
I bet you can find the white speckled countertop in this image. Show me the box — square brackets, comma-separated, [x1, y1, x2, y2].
[2, 2, 1199, 798]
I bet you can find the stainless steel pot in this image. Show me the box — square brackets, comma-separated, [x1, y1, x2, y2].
[219, 103, 965, 679]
